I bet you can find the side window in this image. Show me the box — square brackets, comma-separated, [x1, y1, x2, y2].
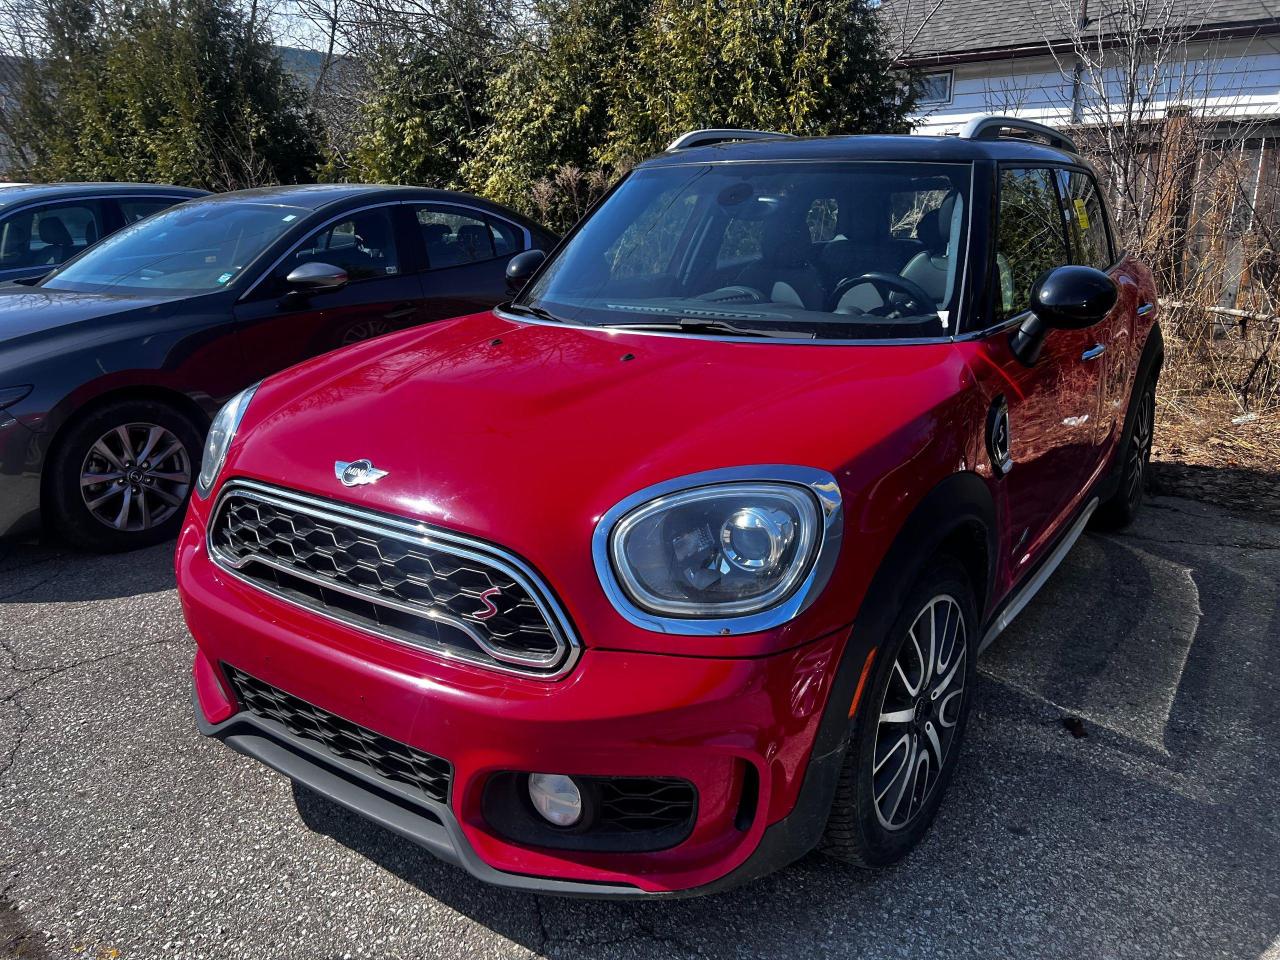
[995, 168, 1070, 320]
[287, 208, 400, 282]
[119, 198, 179, 224]
[1059, 171, 1114, 271]
[416, 206, 520, 268]
[0, 202, 105, 270]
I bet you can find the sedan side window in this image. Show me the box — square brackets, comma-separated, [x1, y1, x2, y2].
[119, 198, 180, 224]
[287, 208, 400, 282]
[0, 202, 105, 270]
[995, 168, 1070, 321]
[417, 207, 520, 268]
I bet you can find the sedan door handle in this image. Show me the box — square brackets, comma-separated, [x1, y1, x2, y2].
[383, 303, 417, 320]
[1137, 302, 1155, 317]
[1082, 343, 1106, 361]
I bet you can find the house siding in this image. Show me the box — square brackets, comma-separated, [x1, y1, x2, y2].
[909, 36, 1280, 134]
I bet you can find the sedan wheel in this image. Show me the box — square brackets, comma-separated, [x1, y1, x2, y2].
[79, 422, 193, 532]
[48, 398, 203, 552]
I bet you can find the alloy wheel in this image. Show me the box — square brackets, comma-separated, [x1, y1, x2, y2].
[1126, 387, 1155, 507]
[79, 422, 192, 532]
[872, 594, 968, 831]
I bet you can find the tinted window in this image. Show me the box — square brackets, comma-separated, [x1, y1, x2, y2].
[286, 208, 400, 282]
[995, 168, 1070, 320]
[119, 198, 181, 224]
[416, 206, 519, 268]
[519, 162, 971, 340]
[1059, 170, 1113, 271]
[0, 202, 104, 270]
[44, 201, 306, 295]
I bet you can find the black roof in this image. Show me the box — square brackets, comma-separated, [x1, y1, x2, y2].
[639, 133, 1080, 168]
[181, 183, 552, 232]
[881, 0, 1280, 62]
[0, 182, 208, 210]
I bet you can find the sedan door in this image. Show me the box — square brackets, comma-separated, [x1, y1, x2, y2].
[232, 203, 428, 379]
[408, 203, 537, 320]
[976, 166, 1106, 576]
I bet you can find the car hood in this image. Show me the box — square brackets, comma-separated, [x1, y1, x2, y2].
[230, 312, 966, 546]
[0, 287, 178, 345]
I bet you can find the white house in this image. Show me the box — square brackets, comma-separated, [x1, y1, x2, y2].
[879, 0, 1280, 134]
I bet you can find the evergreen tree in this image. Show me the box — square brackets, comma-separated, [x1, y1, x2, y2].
[601, 0, 912, 167]
[463, 0, 647, 213]
[11, 0, 321, 188]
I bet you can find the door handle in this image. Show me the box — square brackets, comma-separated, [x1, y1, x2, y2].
[383, 303, 417, 320]
[1082, 343, 1106, 361]
[1137, 302, 1155, 317]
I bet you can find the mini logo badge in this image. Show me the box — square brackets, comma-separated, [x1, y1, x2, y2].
[473, 587, 501, 620]
[335, 459, 389, 487]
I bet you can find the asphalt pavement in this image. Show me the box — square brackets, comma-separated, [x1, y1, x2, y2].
[1, 494, 1277, 959]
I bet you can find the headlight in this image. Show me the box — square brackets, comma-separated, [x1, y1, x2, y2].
[608, 481, 824, 618]
[195, 383, 258, 498]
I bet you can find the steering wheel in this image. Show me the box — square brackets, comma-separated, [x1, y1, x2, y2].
[830, 272, 936, 317]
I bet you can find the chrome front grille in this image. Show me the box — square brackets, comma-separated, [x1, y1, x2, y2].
[209, 481, 579, 678]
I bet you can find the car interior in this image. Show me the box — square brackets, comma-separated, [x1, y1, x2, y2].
[0, 205, 102, 270]
[532, 164, 970, 338]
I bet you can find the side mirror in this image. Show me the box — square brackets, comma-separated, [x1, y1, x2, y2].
[285, 261, 349, 293]
[505, 249, 546, 293]
[1009, 265, 1118, 365]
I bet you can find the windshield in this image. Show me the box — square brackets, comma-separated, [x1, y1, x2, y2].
[518, 161, 971, 340]
[42, 201, 307, 296]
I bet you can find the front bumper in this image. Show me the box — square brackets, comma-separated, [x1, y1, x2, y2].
[0, 414, 41, 538]
[178, 523, 849, 896]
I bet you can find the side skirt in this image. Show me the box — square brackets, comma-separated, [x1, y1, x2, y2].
[978, 497, 1098, 655]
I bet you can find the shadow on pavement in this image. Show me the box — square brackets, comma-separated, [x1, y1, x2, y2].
[290, 497, 1280, 959]
[0, 538, 176, 603]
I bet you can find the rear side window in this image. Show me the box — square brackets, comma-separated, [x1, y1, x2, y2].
[994, 168, 1070, 320]
[416, 206, 521, 268]
[0, 202, 105, 270]
[1059, 170, 1114, 271]
[119, 198, 180, 224]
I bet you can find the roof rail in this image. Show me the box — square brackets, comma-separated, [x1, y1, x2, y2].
[666, 128, 795, 152]
[956, 115, 1079, 154]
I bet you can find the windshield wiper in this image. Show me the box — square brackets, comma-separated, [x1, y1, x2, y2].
[503, 301, 565, 324]
[598, 317, 812, 339]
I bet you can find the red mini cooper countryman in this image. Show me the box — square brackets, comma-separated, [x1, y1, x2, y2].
[177, 117, 1161, 897]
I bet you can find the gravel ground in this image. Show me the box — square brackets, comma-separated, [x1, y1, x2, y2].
[1, 495, 1277, 960]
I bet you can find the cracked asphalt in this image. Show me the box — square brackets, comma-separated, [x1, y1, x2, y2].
[1, 495, 1278, 959]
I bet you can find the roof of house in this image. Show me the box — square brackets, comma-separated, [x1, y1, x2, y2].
[881, 0, 1280, 63]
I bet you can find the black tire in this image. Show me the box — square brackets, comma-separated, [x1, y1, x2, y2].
[1093, 368, 1157, 530]
[46, 398, 203, 552]
[824, 555, 978, 867]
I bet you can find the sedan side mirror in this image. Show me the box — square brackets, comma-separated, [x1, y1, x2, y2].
[285, 261, 349, 293]
[1009, 265, 1118, 365]
[505, 249, 546, 293]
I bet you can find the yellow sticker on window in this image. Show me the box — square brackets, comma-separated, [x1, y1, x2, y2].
[1073, 198, 1091, 230]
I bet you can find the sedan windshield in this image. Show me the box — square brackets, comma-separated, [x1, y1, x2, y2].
[517, 161, 972, 339]
[42, 201, 307, 296]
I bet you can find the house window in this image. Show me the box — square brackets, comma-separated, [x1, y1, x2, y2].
[917, 71, 953, 106]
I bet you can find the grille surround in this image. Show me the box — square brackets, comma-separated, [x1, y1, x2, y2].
[224, 665, 453, 804]
[208, 480, 580, 679]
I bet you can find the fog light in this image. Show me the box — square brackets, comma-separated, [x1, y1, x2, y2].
[528, 773, 582, 827]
